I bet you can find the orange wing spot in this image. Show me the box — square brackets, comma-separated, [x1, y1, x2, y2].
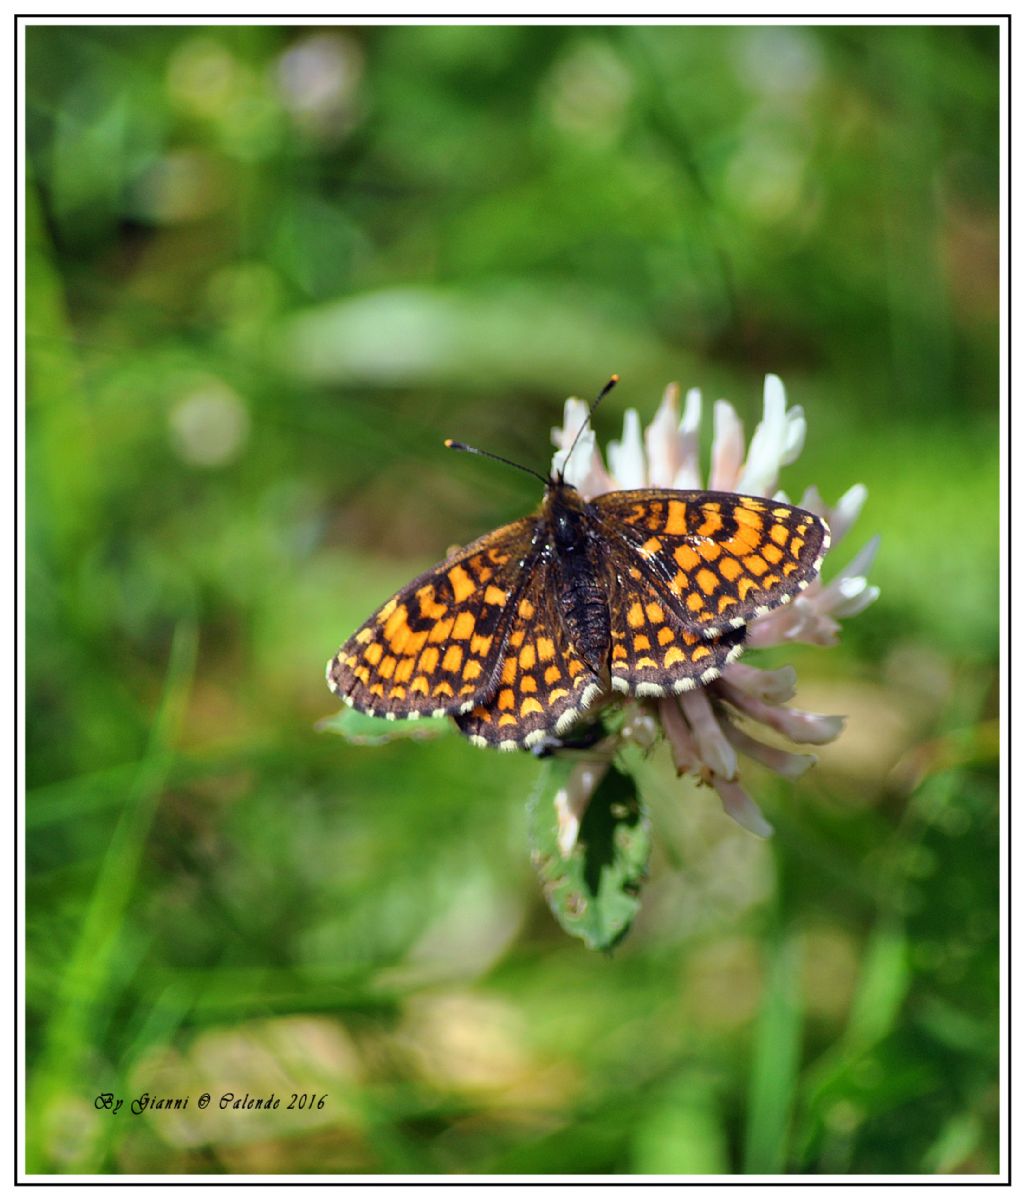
[442, 645, 463, 673]
[763, 574, 781, 590]
[674, 544, 700, 571]
[567, 659, 585, 677]
[641, 536, 663, 556]
[365, 642, 384, 666]
[383, 605, 408, 641]
[354, 665, 370, 684]
[520, 697, 543, 717]
[537, 636, 555, 661]
[697, 567, 718, 595]
[796, 522, 809, 536]
[691, 644, 711, 662]
[737, 576, 758, 600]
[544, 664, 562, 683]
[484, 584, 507, 606]
[417, 587, 448, 620]
[488, 548, 511, 565]
[464, 659, 483, 681]
[717, 595, 739, 613]
[428, 616, 455, 643]
[646, 602, 665, 623]
[681, 629, 699, 646]
[391, 684, 406, 699]
[721, 531, 760, 557]
[518, 598, 535, 619]
[419, 646, 440, 674]
[627, 602, 645, 629]
[407, 629, 430, 654]
[790, 537, 805, 557]
[498, 688, 516, 711]
[410, 675, 430, 696]
[664, 499, 689, 535]
[519, 643, 536, 670]
[629, 566, 643, 580]
[477, 565, 494, 583]
[470, 633, 492, 656]
[498, 714, 518, 727]
[370, 682, 384, 696]
[473, 705, 493, 724]
[452, 611, 476, 640]
[663, 646, 686, 667]
[686, 592, 705, 613]
[520, 674, 537, 693]
[549, 687, 569, 703]
[782, 561, 799, 576]
[743, 555, 769, 577]
[763, 543, 783, 565]
[612, 644, 628, 661]
[375, 598, 397, 623]
[772, 506, 792, 518]
[432, 681, 454, 698]
[720, 556, 742, 581]
[697, 541, 722, 561]
[395, 657, 415, 683]
[770, 523, 790, 546]
[734, 507, 765, 529]
[510, 630, 525, 648]
[448, 565, 475, 603]
[698, 512, 724, 536]
[501, 658, 517, 684]
[636, 656, 657, 669]
[380, 655, 397, 679]
[657, 626, 674, 645]
[670, 570, 690, 594]
[634, 634, 651, 651]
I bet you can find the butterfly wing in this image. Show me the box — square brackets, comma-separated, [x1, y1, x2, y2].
[327, 518, 539, 719]
[589, 489, 830, 638]
[454, 558, 604, 751]
[602, 541, 747, 696]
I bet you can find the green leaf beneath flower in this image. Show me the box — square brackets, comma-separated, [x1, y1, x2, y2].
[528, 751, 651, 951]
[316, 707, 451, 746]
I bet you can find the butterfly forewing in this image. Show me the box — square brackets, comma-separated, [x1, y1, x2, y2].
[590, 489, 830, 637]
[327, 519, 538, 719]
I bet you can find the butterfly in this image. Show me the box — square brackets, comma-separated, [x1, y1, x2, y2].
[327, 379, 830, 752]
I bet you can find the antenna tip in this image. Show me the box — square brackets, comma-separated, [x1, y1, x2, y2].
[610, 373, 620, 383]
[443, 438, 460, 450]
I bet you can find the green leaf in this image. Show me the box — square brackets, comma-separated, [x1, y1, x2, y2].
[528, 752, 651, 951]
[316, 707, 451, 746]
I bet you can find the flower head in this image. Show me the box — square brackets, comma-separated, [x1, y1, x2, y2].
[550, 374, 879, 840]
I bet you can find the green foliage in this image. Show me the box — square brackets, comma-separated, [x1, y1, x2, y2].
[24, 21, 999, 1177]
[528, 754, 651, 951]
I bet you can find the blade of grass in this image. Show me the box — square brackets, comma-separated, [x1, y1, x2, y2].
[26, 618, 197, 1172]
[743, 933, 804, 1174]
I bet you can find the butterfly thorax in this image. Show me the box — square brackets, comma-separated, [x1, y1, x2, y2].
[540, 481, 610, 672]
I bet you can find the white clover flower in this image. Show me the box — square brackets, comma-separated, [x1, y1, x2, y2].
[550, 374, 879, 841]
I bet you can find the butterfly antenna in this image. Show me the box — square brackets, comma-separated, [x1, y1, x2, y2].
[443, 439, 549, 485]
[560, 373, 620, 478]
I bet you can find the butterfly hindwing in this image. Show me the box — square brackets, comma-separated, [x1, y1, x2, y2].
[327, 519, 537, 719]
[590, 489, 830, 637]
[454, 559, 603, 751]
[601, 545, 747, 696]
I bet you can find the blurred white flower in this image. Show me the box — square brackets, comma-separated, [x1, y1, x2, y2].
[550, 374, 879, 842]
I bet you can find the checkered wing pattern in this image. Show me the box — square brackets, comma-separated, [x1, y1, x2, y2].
[591, 489, 830, 637]
[327, 520, 537, 720]
[602, 546, 746, 697]
[454, 562, 603, 751]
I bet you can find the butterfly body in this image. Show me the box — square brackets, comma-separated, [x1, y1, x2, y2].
[328, 474, 830, 752]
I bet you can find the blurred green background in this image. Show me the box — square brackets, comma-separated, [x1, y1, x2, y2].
[25, 23, 999, 1175]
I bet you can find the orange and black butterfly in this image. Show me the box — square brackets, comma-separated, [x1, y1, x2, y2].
[327, 378, 830, 752]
